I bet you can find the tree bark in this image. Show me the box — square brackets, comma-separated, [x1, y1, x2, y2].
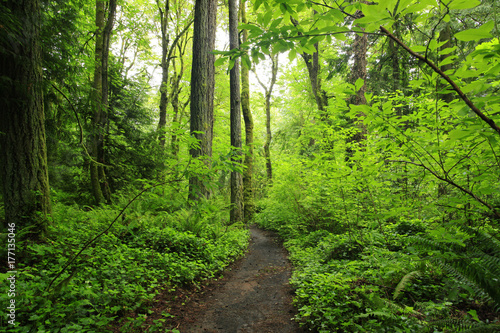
[189, 0, 217, 200]
[229, 0, 244, 223]
[0, 0, 52, 238]
[291, 16, 328, 117]
[301, 43, 328, 115]
[240, 0, 254, 222]
[254, 55, 278, 182]
[170, 13, 192, 157]
[157, 0, 171, 147]
[346, 11, 368, 159]
[90, 0, 116, 205]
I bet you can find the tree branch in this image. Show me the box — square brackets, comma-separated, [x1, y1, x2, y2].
[380, 26, 500, 138]
[388, 159, 500, 219]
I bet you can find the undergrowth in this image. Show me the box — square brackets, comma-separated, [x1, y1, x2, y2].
[256, 199, 500, 332]
[0, 191, 249, 332]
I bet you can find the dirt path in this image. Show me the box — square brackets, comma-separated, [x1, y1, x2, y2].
[177, 225, 306, 333]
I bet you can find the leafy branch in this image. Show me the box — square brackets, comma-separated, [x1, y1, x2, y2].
[389, 159, 500, 219]
[380, 26, 500, 138]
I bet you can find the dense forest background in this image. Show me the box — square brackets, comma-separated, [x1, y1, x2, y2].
[1, 0, 499, 331]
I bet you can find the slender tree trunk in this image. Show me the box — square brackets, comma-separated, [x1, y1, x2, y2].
[171, 57, 181, 156]
[240, 0, 254, 222]
[291, 16, 328, 117]
[264, 91, 273, 180]
[229, 0, 243, 223]
[90, 0, 116, 205]
[254, 55, 278, 182]
[171, 34, 190, 157]
[301, 43, 328, 115]
[157, 2, 193, 151]
[90, 0, 106, 205]
[99, 0, 116, 201]
[189, 0, 217, 200]
[157, 0, 170, 147]
[437, 23, 454, 197]
[346, 11, 368, 159]
[0, 0, 52, 238]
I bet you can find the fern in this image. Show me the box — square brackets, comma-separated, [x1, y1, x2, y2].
[393, 270, 421, 300]
[410, 228, 500, 308]
[427, 319, 500, 333]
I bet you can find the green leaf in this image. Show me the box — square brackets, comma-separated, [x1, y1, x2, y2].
[401, 1, 433, 16]
[448, 0, 481, 10]
[253, 0, 263, 11]
[438, 55, 457, 67]
[270, 18, 283, 30]
[262, 10, 273, 27]
[355, 78, 364, 92]
[438, 46, 457, 55]
[242, 54, 252, 70]
[412, 45, 427, 52]
[455, 21, 494, 41]
[214, 57, 226, 67]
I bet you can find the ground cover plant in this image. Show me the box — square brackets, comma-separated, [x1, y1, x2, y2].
[0, 192, 249, 332]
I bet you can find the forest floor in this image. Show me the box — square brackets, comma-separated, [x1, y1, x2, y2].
[150, 225, 307, 333]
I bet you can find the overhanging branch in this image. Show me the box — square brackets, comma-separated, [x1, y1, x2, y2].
[380, 26, 500, 138]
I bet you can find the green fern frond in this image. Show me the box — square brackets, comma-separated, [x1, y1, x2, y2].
[427, 318, 477, 332]
[355, 310, 395, 320]
[461, 324, 500, 333]
[460, 226, 500, 257]
[410, 230, 500, 308]
[394, 270, 420, 300]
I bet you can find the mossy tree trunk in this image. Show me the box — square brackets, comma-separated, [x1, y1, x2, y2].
[240, 0, 254, 222]
[157, 0, 171, 147]
[90, 0, 116, 205]
[0, 0, 52, 238]
[254, 54, 278, 182]
[189, 0, 217, 200]
[170, 12, 192, 158]
[229, 0, 244, 223]
[346, 9, 368, 160]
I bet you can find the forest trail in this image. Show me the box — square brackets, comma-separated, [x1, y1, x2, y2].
[176, 225, 306, 333]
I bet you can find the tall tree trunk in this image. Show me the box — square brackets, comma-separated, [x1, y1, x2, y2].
[254, 55, 278, 182]
[229, 0, 243, 223]
[240, 0, 254, 222]
[346, 11, 368, 159]
[157, 0, 170, 147]
[189, 0, 217, 200]
[100, 0, 116, 201]
[171, 29, 190, 157]
[0, 0, 52, 238]
[291, 16, 328, 117]
[437, 23, 454, 198]
[90, 0, 116, 205]
[170, 57, 181, 157]
[301, 43, 328, 115]
[157, 1, 193, 151]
